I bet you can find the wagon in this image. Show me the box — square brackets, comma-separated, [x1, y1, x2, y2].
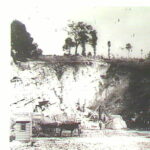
[32, 121, 81, 137]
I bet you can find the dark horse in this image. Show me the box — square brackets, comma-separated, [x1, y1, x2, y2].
[58, 121, 81, 137]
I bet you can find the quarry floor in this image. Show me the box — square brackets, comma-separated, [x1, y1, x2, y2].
[10, 129, 150, 150]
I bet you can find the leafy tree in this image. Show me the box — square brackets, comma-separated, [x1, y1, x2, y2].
[125, 43, 132, 58]
[66, 22, 80, 55]
[63, 37, 75, 55]
[76, 22, 90, 56]
[66, 21, 97, 56]
[89, 29, 98, 57]
[107, 41, 111, 59]
[11, 20, 41, 62]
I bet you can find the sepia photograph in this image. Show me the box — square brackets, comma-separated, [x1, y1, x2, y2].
[9, 0, 150, 149]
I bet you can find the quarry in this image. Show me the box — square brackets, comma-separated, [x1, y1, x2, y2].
[10, 56, 150, 149]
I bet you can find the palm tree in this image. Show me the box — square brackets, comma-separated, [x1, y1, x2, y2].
[125, 43, 132, 58]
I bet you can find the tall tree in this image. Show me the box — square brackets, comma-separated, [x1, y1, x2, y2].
[107, 41, 111, 59]
[76, 22, 90, 56]
[67, 22, 80, 55]
[79, 30, 89, 56]
[89, 29, 98, 57]
[11, 20, 41, 62]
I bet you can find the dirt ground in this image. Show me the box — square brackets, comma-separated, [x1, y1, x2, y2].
[10, 129, 150, 150]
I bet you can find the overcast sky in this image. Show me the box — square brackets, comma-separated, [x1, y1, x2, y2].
[11, 0, 150, 58]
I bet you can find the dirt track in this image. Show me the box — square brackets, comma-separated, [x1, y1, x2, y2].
[10, 129, 150, 150]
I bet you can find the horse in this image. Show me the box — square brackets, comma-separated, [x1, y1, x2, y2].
[58, 121, 81, 137]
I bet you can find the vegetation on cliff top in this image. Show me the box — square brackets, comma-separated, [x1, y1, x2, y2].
[11, 20, 42, 62]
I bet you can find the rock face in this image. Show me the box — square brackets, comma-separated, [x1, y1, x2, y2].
[11, 61, 104, 103]
[10, 60, 110, 119]
[10, 58, 150, 129]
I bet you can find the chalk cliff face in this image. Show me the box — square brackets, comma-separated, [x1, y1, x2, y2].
[10, 59, 150, 129]
[10, 61, 110, 112]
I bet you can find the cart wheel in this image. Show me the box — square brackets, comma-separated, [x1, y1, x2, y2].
[32, 127, 39, 137]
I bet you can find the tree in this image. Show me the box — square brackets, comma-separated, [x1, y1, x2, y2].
[66, 21, 97, 56]
[63, 37, 75, 55]
[89, 29, 98, 57]
[66, 22, 80, 55]
[125, 43, 132, 58]
[76, 22, 90, 56]
[11, 20, 41, 62]
[79, 29, 89, 56]
[107, 41, 111, 59]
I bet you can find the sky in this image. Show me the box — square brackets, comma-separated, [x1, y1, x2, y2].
[10, 0, 150, 58]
